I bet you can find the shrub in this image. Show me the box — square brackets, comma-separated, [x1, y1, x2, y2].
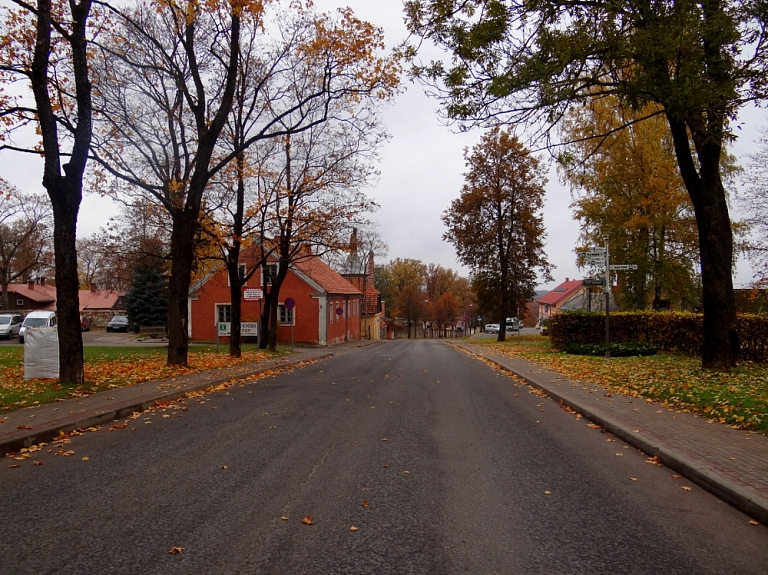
[563, 342, 658, 357]
[550, 310, 768, 361]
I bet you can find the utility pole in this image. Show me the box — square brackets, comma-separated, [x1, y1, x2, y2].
[604, 236, 610, 360]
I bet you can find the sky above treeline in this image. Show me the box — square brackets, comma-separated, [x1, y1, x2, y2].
[0, 0, 762, 289]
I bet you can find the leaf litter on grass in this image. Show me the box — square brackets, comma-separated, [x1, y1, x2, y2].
[474, 337, 768, 433]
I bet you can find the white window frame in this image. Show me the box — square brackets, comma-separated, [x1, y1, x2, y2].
[227, 264, 248, 287]
[262, 263, 278, 286]
[279, 304, 295, 326]
[16, 299, 23, 307]
[216, 303, 232, 325]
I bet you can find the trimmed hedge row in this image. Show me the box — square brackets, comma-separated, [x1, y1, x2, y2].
[563, 342, 658, 357]
[549, 310, 768, 361]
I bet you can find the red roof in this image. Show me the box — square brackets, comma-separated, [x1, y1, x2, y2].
[78, 289, 124, 310]
[293, 258, 362, 296]
[537, 279, 584, 306]
[7, 283, 56, 303]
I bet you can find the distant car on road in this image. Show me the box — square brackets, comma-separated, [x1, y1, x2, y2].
[106, 315, 130, 332]
[485, 323, 500, 334]
[0, 313, 23, 339]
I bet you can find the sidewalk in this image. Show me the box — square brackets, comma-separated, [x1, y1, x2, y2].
[454, 341, 768, 525]
[1, 340, 377, 455]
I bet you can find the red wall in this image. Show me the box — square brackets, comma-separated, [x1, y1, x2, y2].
[190, 267, 360, 345]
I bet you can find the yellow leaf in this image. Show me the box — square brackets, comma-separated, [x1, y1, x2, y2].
[749, 520, 760, 525]
[544, 490, 551, 495]
[168, 547, 184, 554]
[302, 515, 314, 525]
[681, 486, 692, 491]
[350, 526, 358, 531]
[615, 453, 624, 457]
[81, 456, 89, 461]
[281, 516, 289, 521]
[630, 477, 638, 481]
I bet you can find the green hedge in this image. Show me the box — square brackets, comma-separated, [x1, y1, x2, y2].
[549, 310, 768, 361]
[563, 342, 658, 357]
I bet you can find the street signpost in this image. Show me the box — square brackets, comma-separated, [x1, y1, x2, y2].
[243, 288, 263, 301]
[609, 264, 638, 271]
[582, 278, 604, 287]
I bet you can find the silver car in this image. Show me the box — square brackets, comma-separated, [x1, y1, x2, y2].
[0, 314, 23, 339]
[485, 323, 500, 334]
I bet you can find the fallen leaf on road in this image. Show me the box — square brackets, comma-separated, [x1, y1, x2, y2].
[61, 450, 75, 457]
[9, 464, 20, 468]
[540, 409, 545, 412]
[645, 456, 662, 466]
[162, 414, 170, 418]
[749, 520, 760, 525]
[302, 515, 314, 525]
[630, 477, 638, 481]
[281, 516, 288, 521]
[587, 423, 601, 429]
[606, 439, 615, 442]
[575, 414, 582, 420]
[615, 453, 624, 457]
[381, 438, 389, 441]
[681, 486, 692, 491]
[168, 547, 184, 554]
[220, 466, 227, 470]
[632, 429, 639, 433]
[362, 500, 369, 508]
[34, 461, 43, 466]
[350, 526, 358, 531]
[544, 491, 551, 495]
[671, 474, 682, 478]
[514, 394, 519, 397]
[81, 456, 89, 461]
[382, 464, 389, 468]
[17, 425, 33, 430]
[270, 426, 277, 429]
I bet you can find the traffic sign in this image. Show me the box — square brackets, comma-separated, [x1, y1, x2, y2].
[586, 257, 605, 266]
[609, 264, 638, 270]
[284, 297, 296, 309]
[335, 307, 344, 315]
[243, 288, 263, 301]
[582, 278, 604, 287]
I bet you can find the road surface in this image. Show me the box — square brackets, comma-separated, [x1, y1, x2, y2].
[1, 339, 766, 574]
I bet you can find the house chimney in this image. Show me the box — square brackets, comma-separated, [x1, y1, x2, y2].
[40, 277, 45, 287]
[565, 277, 569, 282]
[90, 284, 97, 292]
[349, 228, 358, 252]
[27, 280, 34, 290]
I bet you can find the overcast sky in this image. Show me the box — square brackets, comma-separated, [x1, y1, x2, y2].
[0, 1, 762, 289]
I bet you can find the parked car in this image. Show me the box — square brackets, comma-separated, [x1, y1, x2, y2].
[505, 318, 521, 332]
[106, 315, 130, 332]
[0, 313, 23, 339]
[485, 323, 500, 334]
[80, 316, 91, 332]
[19, 310, 57, 344]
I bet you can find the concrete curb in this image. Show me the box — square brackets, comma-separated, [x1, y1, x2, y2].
[2, 352, 333, 455]
[452, 342, 768, 526]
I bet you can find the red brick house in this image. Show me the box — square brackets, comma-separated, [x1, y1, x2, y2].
[188, 253, 363, 346]
[536, 278, 585, 324]
[1, 280, 124, 316]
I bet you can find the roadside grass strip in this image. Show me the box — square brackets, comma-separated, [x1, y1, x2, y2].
[475, 336, 768, 434]
[0, 346, 275, 413]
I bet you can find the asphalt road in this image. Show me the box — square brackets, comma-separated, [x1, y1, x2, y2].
[1, 340, 766, 574]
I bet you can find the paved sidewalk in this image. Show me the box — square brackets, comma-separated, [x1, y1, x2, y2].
[1, 341, 377, 455]
[454, 341, 768, 525]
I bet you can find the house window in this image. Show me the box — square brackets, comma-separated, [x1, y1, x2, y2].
[16, 299, 24, 307]
[217, 304, 231, 324]
[279, 304, 294, 326]
[227, 264, 248, 286]
[263, 263, 278, 286]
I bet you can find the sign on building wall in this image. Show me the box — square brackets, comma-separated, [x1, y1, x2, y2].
[218, 322, 259, 336]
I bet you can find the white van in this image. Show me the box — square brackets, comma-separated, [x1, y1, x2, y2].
[19, 311, 57, 344]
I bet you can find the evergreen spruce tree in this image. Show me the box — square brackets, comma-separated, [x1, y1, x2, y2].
[124, 258, 168, 330]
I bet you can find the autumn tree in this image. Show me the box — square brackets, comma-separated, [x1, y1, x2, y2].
[0, 0, 96, 382]
[124, 252, 168, 330]
[560, 99, 701, 310]
[0, 187, 53, 309]
[405, 0, 768, 368]
[90, 3, 398, 364]
[375, 258, 427, 338]
[741, 128, 768, 286]
[443, 127, 551, 342]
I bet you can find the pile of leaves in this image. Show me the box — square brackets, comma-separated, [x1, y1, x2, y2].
[563, 342, 658, 357]
[474, 336, 768, 433]
[0, 346, 274, 413]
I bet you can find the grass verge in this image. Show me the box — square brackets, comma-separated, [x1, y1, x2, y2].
[472, 335, 768, 434]
[0, 344, 279, 413]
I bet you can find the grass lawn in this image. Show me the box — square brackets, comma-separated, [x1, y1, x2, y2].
[0, 344, 279, 414]
[472, 335, 768, 434]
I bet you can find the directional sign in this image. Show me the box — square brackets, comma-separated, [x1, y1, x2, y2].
[609, 264, 638, 271]
[582, 278, 605, 287]
[581, 247, 606, 253]
[583, 250, 606, 257]
[586, 257, 606, 265]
